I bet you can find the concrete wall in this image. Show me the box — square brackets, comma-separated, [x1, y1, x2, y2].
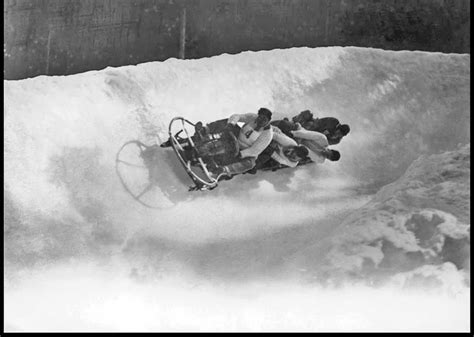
[4, 0, 470, 80]
[185, 0, 470, 57]
[4, 0, 182, 79]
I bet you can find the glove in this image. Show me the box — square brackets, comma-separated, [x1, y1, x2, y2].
[271, 164, 283, 172]
[269, 141, 279, 152]
[223, 123, 234, 135]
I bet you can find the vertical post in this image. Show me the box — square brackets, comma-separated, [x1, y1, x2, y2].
[179, 6, 186, 59]
[45, 26, 52, 75]
[325, 0, 330, 45]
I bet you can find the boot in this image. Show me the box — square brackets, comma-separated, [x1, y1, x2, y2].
[206, 161, 229, 180]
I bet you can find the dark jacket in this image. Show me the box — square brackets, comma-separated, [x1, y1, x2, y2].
[305, 117, 339, 133]
[270, 119, 298, 139]
[304, 117, 342, 145]
[274, 117, 345, 145]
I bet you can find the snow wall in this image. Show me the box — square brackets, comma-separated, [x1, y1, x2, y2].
[4, 46, 470, 331]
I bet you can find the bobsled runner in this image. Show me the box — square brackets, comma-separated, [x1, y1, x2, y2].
[115, 117, 314, 207]
[159, 117, 240, 191]
[115, 117, 241, 208]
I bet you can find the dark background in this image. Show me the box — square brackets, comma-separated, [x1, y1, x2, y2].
[4, 0, 470, 80]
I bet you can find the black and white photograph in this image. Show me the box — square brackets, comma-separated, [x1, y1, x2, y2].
[4, 0, 470, 332]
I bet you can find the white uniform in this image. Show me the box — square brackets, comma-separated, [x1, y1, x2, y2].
[291, 128, 328, 164]
[270, 126, 299, 168]
[228, 113, 273, 158]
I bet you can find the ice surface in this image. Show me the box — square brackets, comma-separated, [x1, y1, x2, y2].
[4, 47, 470, 331]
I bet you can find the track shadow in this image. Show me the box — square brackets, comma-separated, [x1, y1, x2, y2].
[128, 143, 308, 204]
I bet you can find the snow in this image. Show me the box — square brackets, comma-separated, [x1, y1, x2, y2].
[4, 46, 470, 331]
[316, 144, 470, 287]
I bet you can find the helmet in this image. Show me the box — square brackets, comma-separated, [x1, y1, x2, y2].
[339, 124, 350, 135]
[300, 110, 313, 121]
[328, 149, 341, 161]
[258, 107, 272, 120]
[294, 145, 309, 159]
